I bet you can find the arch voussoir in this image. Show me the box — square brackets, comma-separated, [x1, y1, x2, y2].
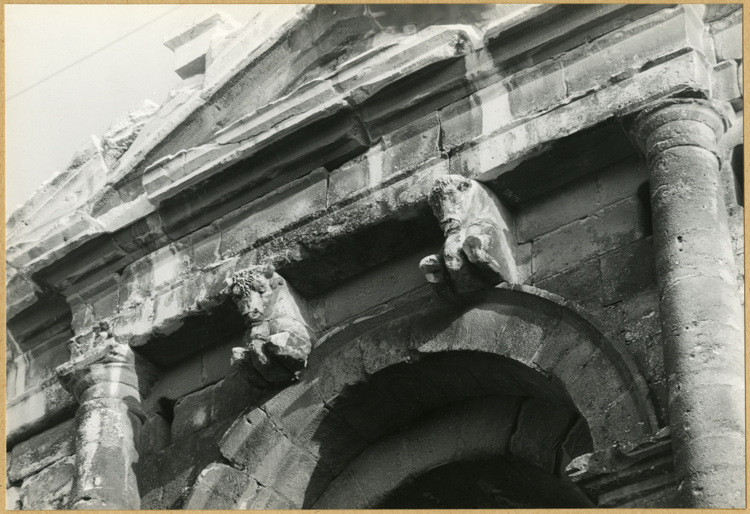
[208, 285, 660, 509]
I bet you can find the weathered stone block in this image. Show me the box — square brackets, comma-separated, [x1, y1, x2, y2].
[6, 266, 43, 320]
[220, 408, 287, 471]
[294, 406, 368, 475]
[563, 7, 706, 98]
[535, 258, 603, 310]
[218, 169, 328, 258]
[509, 398, 577, 473]
[711, 14, 741, 61]
[328, 150, 377, 205]
[600, 237, 656, 306]
[184, 463, 253, 509]
[380, 112, 441, 177]
[532, 197, 647, 280]
[516, 171, 599, 243]
[6, 377, 77, 447]
[324, 247, 434, 326]
[453, 51, 712, 184]
[9, 418, 75, 483]
[711, 60, 741, 103]
[508, 60, 566, 119]
[439, 94, 482, 151]
[19, 455, 75, 510]
[172, 373, 254, 440]
[270, 443, 333, 507]
[7, 486, 22, 510]
[142, 414, 171, 454]
[596, 156, 648, 209]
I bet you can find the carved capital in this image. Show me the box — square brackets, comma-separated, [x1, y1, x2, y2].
[225, 264, 316, 387]
[56, 334, 158, 411]
[420, 175, 518, 294]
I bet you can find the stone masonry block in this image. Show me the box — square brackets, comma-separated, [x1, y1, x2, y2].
[380, 112, 441, 177]
[218, 169, 327, 258]
[220, 408, 287, 471]
[518, 157, 646, 244]
[172, 373, 253, 440]
[517, 171, 599, 243]
[712, 17, 742, 61]
[532, 196, 647, 280]
[509, 398, 576, 473]
[563, 7, 706, 98]
[184, 463, 254, 510]
[19, 455, 75, 510]
[535, 257, 603, 310]
[7, 486, 21, 510]
[294, 406, 368, 476]
[9, 418, 75, 483]
[711, 60, 741, 103]
[508, 60, 566, 119]
[142, 414, 172, 455]
[600, 237, 656, 306]
[596, 157, 648, 209]
[439, 94, 482, 151]
[323, 247, 435, 327]
[328, 150, 377, 206]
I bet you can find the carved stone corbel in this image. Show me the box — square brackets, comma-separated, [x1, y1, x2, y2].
[224, 263, 317, 387]
[420, 174, 518, 294]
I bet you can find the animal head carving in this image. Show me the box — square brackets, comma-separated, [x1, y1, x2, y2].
[428, 175, 476, 235]
[226, 264, 285, 322]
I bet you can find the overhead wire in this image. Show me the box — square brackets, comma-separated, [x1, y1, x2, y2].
[6, 5, 184, 102]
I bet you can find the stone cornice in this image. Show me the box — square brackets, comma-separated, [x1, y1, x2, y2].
[6, 5, 716, 323]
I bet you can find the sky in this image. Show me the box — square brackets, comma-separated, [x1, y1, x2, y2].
[5, 4, 273, 219]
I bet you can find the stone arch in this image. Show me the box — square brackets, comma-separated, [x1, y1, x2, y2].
[213, 284, 660, 508]
[313, 396, 595, 508]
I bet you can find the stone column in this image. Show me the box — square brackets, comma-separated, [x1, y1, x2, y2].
[56, 336, 157, 509]
[631, 99, 745, 508]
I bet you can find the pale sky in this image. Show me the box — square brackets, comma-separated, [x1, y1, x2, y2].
[5, 4, 273, 219]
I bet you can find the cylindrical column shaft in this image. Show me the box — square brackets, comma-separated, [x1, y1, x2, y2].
[633, 99, 745, 508]
[57, 341, 155, 510]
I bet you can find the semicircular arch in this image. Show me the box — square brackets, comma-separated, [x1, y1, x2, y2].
[214, 284, 660, 509]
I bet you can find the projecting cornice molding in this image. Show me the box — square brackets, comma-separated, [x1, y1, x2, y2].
[6, 4, 736, 326]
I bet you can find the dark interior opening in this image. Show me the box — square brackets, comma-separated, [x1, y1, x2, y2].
[731, 144, 743, 207]
[375, 455, 595, 508]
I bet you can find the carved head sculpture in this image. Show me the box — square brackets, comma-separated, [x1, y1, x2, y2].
[428, 175, 474, 235]
[225, 264, 285, 322]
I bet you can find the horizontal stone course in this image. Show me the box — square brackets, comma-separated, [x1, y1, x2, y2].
[532, 196, 648, 281]
[19, 455, 75, 510]
[8, 418, 75, 483]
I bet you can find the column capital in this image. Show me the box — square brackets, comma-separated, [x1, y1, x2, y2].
[630, 98, 732, 163]
[56, 334, 158, 406]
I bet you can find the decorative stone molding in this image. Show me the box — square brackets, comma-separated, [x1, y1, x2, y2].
[420, 175, 518, 293]
[630, 98, 745, 508]
[568, 427, 675, 507]
[56, 331, 158, 510]
[225, 263, 317, 387]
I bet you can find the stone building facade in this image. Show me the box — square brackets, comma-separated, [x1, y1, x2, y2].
[5, 4, 744, 509]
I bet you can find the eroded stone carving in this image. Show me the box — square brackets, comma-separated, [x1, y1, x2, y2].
[225, 263, 316, 386]
[420, 174, 518, 293]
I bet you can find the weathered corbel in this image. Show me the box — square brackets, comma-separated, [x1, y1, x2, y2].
[420, 174, 518, 294]
[224, 263, 317, 387]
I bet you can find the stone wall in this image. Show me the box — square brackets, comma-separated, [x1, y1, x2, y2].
[6, 4, 743, 510]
